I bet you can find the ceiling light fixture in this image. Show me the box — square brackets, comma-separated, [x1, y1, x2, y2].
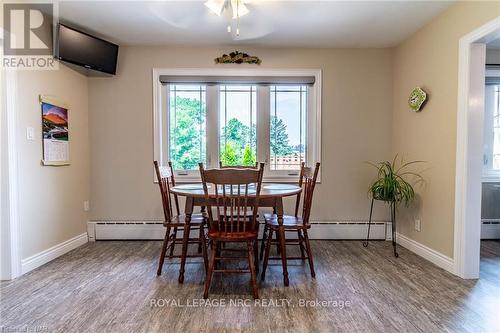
[205, 0, 250, 36]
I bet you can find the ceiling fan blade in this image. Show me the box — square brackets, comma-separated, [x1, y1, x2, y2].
[147, 2, 207, 29]
[205, 0, 225, 16]
[230, 3, 274, 41]
[230, 0, 250, 19]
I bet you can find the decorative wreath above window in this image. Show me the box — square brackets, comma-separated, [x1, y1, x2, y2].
[214, 51, 261, 65]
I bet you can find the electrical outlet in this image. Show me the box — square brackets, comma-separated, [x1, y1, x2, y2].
[83, 201, 90, 212]
[415, 219, 421, 232]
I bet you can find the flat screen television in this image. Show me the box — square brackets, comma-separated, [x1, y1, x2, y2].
[55, 23, 119, 75]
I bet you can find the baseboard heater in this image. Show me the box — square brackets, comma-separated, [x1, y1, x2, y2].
[87, 220, 390, 241]
[481, 219, 500, 239]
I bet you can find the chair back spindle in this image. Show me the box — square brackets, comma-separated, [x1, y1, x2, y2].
[168, 161, 180, 216]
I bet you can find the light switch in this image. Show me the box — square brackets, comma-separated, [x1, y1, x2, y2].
[83, 201, 90, 212]
[26, 127, 35, 141]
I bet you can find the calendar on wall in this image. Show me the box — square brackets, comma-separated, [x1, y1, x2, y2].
[40, 95, 70, 166]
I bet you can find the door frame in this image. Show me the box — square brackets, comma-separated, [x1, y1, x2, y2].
[1, 28, 22, 280]
[454, 17, 500, 279]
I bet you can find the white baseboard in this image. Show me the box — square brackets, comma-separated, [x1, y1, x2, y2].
[395, 232, 455, 274]
[308, 221, 389, 240]
[21, 233, 88, 274]
[481, 219, 500, 239]
[91, 222, 165, 241]
[87, 220, 389, 241]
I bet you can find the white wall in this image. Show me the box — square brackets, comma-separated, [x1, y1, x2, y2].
[392, 1, 499, 257]
[14, 65, 90, 260]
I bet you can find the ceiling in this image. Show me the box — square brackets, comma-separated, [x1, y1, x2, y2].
[59, 1, 454, 48]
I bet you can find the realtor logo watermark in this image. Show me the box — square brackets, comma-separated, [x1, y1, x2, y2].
[150, 298, 352, 309]
[2, 3, 58, 70]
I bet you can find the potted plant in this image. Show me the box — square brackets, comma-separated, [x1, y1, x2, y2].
[363, 156, 424, 257]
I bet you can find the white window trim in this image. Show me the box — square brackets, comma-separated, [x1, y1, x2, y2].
[152, 67, 322, 183]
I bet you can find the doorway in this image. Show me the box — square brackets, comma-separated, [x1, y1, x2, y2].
[454, 18, 500, 279]
[480, 42, 500, 280]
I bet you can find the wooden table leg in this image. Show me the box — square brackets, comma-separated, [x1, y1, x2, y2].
[178, 196, 193, 284]
[275, 198, 289, 286]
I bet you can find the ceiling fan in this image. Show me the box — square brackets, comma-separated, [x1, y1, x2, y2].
[204, 0, 250, 36]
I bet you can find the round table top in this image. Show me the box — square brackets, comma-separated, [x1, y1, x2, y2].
[170, 183, 301, 198]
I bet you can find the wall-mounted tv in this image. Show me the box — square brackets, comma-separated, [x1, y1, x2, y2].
[55, 23, 119, 75]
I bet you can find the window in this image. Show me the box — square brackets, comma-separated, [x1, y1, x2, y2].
[493, 86, 500, 170]
[483, 84, 500, 179]
[219, 85, 257, 166]
[154, 69, 321, 181]
[270, 85, 307, 170]
[168, 85, 206, 170]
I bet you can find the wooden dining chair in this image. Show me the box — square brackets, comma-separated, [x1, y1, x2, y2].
[260, 162, 306, 260]
[261, 162, 320, 281]
[199, 163, 264, 299]
[154, 161, 208, 277]
[165, 161, 205, 258]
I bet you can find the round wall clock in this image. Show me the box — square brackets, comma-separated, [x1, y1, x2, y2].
[408, 87, 427, 112]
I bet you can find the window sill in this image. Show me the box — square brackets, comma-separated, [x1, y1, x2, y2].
[482, 174, 500, 183]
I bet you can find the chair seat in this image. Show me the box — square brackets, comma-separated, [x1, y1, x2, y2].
[263, 214, 310, 229]
[208, 229, 258, 241]
[164, 213, 206, 226]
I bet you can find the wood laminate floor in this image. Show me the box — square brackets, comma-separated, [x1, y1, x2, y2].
[1, 240, 499, 333]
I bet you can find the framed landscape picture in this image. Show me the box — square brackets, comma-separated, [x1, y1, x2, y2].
[40, 95, 70, 165]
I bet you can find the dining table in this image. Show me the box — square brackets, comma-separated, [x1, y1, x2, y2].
[170, 182, 302, 286]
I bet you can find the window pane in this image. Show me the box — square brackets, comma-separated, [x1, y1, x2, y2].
[270, 85, 307, 170]
[169, 85, 206, 170]
[219, 85, 257, 166]
[493, 86, 500, 170]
